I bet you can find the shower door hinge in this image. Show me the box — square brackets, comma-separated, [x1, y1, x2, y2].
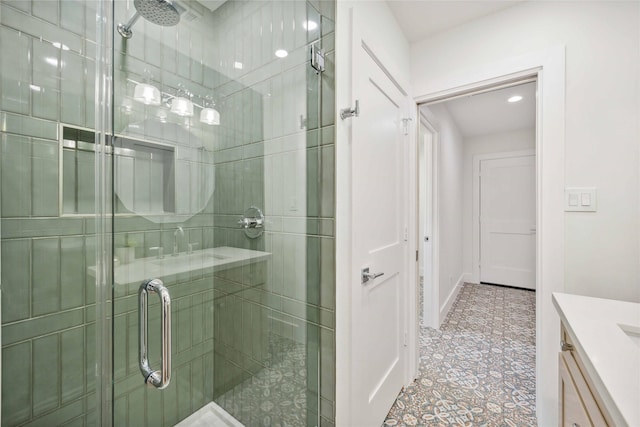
[310, 44, 325, 74]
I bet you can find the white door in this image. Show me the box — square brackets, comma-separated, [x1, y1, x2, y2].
[350, 31, 408, 425]
[480, 154, 535, 289]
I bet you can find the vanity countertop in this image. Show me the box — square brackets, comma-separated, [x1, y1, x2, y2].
[89, 246, 271, 285]
[553, 292, 640, 427]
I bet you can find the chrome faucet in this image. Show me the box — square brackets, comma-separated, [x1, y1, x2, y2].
[173, 226, 184, 256]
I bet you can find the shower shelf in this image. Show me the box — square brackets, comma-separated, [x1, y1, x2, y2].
[88, 246, 271, 285]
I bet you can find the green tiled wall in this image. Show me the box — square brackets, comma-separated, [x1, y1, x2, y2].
[1, 0, 336, 426]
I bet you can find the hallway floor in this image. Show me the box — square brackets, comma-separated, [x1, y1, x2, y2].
[384, 283, 537, 426]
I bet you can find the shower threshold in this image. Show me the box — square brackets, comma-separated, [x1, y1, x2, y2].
[174, 401, 243, 427]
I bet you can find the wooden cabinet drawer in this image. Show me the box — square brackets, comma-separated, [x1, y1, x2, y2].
[559, 351, 607, 427]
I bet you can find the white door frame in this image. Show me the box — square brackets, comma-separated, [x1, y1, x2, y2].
[412, 46, 566, 427]
[472, 149, 536, 284]
[417, 113, 440, 329]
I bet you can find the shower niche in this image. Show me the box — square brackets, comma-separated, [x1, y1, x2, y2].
[61, 124, 214, 222]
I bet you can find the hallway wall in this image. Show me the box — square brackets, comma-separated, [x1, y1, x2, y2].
[422, 104, 465, 317]
[411, 1, 640, 303]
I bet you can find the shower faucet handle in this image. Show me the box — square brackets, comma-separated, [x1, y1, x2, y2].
[237, 217, 263, 229]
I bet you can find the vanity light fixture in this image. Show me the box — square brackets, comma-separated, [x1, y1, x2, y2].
[200, 96, 220, 125]
[134, 82, 162, 106]
[508, 95, 523, 103]
[170, 96, 194, 117]
[200, 106, 220, 125]
[126, 78, 221, 124]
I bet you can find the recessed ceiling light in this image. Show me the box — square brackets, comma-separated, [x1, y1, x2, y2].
[275, 49, 288, 58]
[508, 95, 523, 103]
[233, 61, 243, 70]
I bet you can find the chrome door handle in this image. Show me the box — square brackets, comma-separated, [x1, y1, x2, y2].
[362, 267, 384, 284]
[139, 278, 171, 389]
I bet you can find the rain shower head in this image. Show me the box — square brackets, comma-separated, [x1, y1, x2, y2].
[118, 0, 183, 39]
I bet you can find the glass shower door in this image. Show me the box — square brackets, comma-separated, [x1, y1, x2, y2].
[107, 1, 335, 426]
[109, 0, 219, 424]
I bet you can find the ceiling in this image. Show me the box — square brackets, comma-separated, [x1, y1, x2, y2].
[423, 82, 536, 138]
[387, 0, 524, 43]
[196, 0, 226, 13]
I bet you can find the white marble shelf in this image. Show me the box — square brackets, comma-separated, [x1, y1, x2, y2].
[553, 292, 640, 427]
[89, 246, 271, 286]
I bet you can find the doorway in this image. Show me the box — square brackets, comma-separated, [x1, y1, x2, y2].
[417, 79, 537, 325]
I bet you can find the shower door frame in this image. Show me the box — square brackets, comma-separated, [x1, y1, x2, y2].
[94, 0, 114, 424]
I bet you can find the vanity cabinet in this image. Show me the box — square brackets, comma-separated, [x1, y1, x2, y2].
[558, 326, 611, 427]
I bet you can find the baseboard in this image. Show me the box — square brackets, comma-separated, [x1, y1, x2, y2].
[439, 272, 466, 327]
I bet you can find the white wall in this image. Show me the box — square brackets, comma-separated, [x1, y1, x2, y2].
[411, 3, 639, 426]
[462, 128, 536, 279]
[335, 1, 412, 424]
[412, 1, 640, 303]
[424, 104, 465, 314]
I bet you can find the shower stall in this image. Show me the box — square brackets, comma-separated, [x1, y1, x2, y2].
[0, 0, 336, 425]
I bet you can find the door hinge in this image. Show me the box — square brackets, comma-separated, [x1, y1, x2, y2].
[403, 227, 408, 241]
[340, 100, 359, 120]
[416, 250, 419, 261]
[404, 331, 408, 346]
[310, 44, 325, 74]
[401, 118, 412, 136]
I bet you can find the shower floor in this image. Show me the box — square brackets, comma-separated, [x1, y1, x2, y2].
[175, 334, 308, 427]
[215, 334, 308, 427]
[174, 401, 243, 427]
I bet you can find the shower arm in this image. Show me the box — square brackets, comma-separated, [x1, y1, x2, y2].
[117, 12, 140, 39]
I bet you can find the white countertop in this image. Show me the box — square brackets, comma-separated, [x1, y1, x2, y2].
[89, 246, 271, 285]
[553, 292, 640, 427]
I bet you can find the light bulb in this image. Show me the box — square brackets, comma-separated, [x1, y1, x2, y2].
[170, 97, 194, 117]
[200, 107, 220, 125]
[134, 83, 161, 106]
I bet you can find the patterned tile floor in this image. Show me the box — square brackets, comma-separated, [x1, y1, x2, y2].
[384, 283, 537, 426]
[215, 334, 308, 427]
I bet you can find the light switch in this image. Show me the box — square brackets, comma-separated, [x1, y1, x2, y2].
[565, 187, 597, 212]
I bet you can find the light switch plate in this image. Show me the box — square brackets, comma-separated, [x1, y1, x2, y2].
[565, 187, 597, 212]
